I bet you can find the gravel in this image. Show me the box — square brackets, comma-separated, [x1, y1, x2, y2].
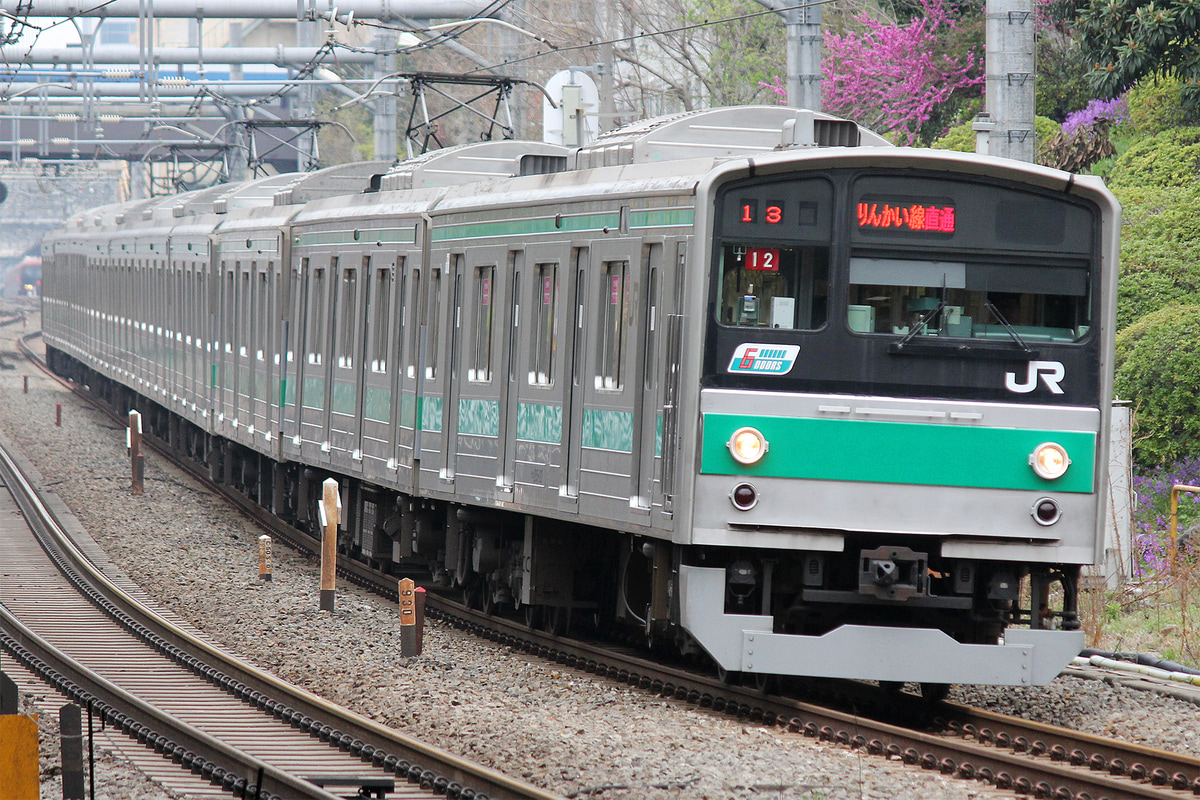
[2, 306, 1198, 800]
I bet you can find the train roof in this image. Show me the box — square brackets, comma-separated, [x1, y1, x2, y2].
[572, 106, 892, 169]
[378, 141, 570, 192]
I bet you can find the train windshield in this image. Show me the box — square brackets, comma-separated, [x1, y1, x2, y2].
[717, 245, 829, 329]
[846, 257, 1090, 342]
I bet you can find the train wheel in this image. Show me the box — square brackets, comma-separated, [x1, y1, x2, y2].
[523, 604, 544, 630]
[463, 580, 484, 611]
[546, 606, 571, 636]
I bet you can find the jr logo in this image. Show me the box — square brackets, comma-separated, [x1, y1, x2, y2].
[1005, 360, 1066, 395]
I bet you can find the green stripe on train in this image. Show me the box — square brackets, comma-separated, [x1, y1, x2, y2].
[517, 402, 562, 444]
[630, 208, 694, 228]
[458, 398, 500, 437]
[433, 213, 620, 242]
[583, 408, 634, 453]
[700, 413, 1097, 493]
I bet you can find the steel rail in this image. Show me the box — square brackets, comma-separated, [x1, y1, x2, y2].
[0, 349, 567, 800]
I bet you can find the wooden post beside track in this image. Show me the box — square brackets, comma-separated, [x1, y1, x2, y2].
[399, 578, 420, 656]
[60, 703, 85, 800]
[320, 478, 340, 611]
[55, 402, 61, 427]
[128, 410, 144, 496]
[22, 374, 27, 394]
[258, 535, 273, 581]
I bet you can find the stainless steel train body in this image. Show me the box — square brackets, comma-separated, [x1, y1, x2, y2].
[41, 107, 1120, 687]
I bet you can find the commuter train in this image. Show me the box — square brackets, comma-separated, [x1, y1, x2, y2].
[40, 106, 1120, 689]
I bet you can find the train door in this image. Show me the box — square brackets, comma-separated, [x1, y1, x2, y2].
[250, 261, 274, 439]
[632, 244, 662, 513]
[448, 247, 505, 497]
[217, 260, 236, 435]
[294, 258, 332, 463]
[574, 237, 644, 522]
[660, 242, 687, 517]
[504, 244, 567, 508]
[327, 256, 365, 466]
[235, 262, 253, 436]
[560, 247, 587, 508]
[439, 256, 465, 484]
[497, 249, 524, 497]
[393, 263, 420, 492]
[359, 255, 397, 475]
[415, 261, 448, 491]
[327, 256, 361, 464]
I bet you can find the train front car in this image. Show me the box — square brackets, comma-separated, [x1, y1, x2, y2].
[681, 151, 1118, 687]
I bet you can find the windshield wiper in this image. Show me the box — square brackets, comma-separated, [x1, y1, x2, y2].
[983, 300, 1034, 353]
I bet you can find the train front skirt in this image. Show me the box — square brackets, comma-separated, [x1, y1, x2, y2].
[680, 565, 1084, 686]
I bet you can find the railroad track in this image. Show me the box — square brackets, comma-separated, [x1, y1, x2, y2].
[14, 328, 1200, 800]
[0, 421, 565, 800]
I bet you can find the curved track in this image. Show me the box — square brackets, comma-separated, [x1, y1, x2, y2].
[0, 403, 564, 800]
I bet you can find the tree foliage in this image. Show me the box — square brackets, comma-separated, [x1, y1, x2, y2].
[1076, 0, 1200, 112]
[1106, 127, 1200, 330]
[1036, 0, 1095, 120]
[822, 0, 983, 144]
[1115, 304, 1200, 467]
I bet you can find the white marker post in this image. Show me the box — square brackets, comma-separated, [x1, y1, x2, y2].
[127, 410, 144, 496]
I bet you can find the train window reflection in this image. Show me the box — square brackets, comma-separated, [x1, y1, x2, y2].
[717, 244, 828, 329]
[470, 265, 495, 382]
[846, 257, 1091, 342]
[530, 263, 557, 386]
[597, 261, 627, 390]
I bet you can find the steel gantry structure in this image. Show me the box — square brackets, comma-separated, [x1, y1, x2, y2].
[0, 0, 502, 193]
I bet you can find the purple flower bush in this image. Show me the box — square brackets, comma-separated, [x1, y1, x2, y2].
[1062, 96, 1130, 135]
[1132, 457, 1200, 577]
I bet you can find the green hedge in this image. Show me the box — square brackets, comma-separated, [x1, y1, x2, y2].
[1106, 127, 1200, 190]
[1115, 304, 1200, 467]
[1112, 183, 1200, 331]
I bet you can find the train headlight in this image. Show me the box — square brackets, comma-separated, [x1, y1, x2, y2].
[1030, 442, 1070, 480]
[728, 427, 768, 465]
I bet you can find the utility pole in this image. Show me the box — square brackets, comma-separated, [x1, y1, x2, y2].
[978, 0, 1035, 161]
[756, 0, 821, 111]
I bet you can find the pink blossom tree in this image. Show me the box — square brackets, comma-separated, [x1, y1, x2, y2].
[821, 0, 983, 145]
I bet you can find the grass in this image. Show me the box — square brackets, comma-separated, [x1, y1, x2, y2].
[1084, 565, 1200, 664]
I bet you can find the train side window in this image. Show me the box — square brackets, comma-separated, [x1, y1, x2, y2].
[426, 267, 441, 380]
[223, 267, 236, 354]
[370, 262, 392, 373]
[530, 263, 558, 386]
[470, 265, 495, 382]
[716, 244, 829, 329]
[256, 270, 269, 361]
[597, 260, 627, 390]
[307, 267, 326, 366]
[405, 268, 419, 378]
[337, 264, 357, 368]
[239, 268, 251, 358]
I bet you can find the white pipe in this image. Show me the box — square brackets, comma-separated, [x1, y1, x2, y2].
[0, 45, 377, 65]
[0, 0, 491, 19]
[1072, 655, 1200, 686]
